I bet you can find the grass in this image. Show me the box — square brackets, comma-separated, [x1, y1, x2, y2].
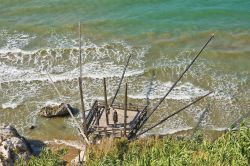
[16, 148, 67, 166]
[13, 123, 249, 166]
[86, 123, 250, 166]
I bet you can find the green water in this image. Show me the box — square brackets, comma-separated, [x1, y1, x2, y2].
[0, 0, 249, 141]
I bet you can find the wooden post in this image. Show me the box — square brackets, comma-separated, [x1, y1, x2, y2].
[78, 149, 81, 163]
[104, 127, 107, 137]
[103, 78, 109, 125]
[110, 54, 132, 106]
[45, 71, 89, 144]
[124, 83, 128, 136]
[78, 22, 87, 134]
[95, 108, 100, 126]
[79, 78, 86, 133]
[79, 22, 83, 79]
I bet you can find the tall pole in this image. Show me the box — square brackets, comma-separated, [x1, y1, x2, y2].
[78, 22, 87, 134]
[45, 71, 89, 144]
[79, 23, 83, 78]
[103, 78, 109, 125]
[135, 91, 213, 138]
[124, 83, 128, 136]
[134, 35, 214, 135]
[110, 54, 132, 106]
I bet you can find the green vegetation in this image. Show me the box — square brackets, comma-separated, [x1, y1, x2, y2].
[12, 124, 249, 166]
[16, 148, 67, 166]
[86, 124, 250, 166]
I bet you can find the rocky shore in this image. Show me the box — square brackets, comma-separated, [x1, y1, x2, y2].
[0, 124, 86, 166]
[0, 124, 32, 166]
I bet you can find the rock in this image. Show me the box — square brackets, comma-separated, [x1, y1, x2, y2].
[29, 126, 35, 130]
[39, 103, 72, 118]
[0, 124, 32, 166]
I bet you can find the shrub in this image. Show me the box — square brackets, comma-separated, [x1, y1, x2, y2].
[16, 148, 67, 166]
[86, 124, 250, 166]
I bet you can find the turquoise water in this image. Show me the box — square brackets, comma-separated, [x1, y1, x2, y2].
[1, 0, 250, 34]
[0, 0, 249, 140]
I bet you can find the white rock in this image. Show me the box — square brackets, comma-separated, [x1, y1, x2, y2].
[0, 125, 31, 166]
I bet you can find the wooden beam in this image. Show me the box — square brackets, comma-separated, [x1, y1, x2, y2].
[124, 83, 128, 136]
[134, 35, 215, 135]
[78, 22, 87, 134]
[45, 71, 89, 144]
[103, 78, 109, 125]
[78, 77, 87, 134]
[111, 54, 132, 106]
[136, 91, 213, 138]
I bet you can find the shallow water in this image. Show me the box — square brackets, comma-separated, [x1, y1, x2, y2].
[0, 0, 249, 141]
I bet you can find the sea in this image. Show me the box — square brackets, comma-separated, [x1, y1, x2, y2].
[0, 0, 249, 141]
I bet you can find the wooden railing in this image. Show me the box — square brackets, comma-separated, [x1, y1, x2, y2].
[128, 106, 148, 140]
[97, 100, 146, 112]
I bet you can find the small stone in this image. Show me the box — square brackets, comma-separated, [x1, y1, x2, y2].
[29, 126, 35, 130]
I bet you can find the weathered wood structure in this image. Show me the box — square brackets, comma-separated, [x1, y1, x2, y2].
[85, 100, 148, 139]
[82, 35, 215, 141]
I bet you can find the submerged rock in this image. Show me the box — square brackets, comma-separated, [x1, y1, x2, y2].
[0, 124, 32, 166]
[39, 103, 73, 118]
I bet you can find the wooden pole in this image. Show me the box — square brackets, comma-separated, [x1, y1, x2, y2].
[103, 78, 109, 125]
[136, 91, 213, 138]
[78, 22, 87, 134]
[111, 54, 132, 106]
[124, 83, 128, 136]
[79, 78, 87, 133]
[134, 35, 214, 135]
[79, 22, 83, 78]
[45, 71, 89, 144]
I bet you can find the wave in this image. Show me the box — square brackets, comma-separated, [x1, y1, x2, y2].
[1, 101, 19, 109]
[128, 81, 209, 100]
[44, 139, 84, 150]
[0, 63, 144, 84]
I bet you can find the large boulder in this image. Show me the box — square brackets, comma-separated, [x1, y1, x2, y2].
[0, 124, 32, 166]
[39, 103, 73, 118]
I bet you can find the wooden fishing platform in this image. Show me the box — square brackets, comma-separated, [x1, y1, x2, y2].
[86, 100, 148, 139]
[75, 25, 214, 143]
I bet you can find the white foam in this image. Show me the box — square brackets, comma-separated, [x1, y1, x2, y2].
[44, 101, 62, 107]
[161, 127, 193, 135]
[129, 81, 209, 100]
[2, 101, 19, 109]
[0, 30, 36, 53]
[44, 139, 84, 150]
[0, 62, 144, 83]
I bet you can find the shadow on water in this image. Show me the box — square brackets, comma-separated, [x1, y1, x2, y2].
[27, 139, 46, 156]
[191, 104, 210, 139]
[68, 105, 80, 116]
